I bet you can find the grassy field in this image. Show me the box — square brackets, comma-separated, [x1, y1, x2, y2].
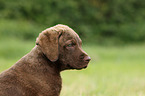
[0, 38, 145, 96]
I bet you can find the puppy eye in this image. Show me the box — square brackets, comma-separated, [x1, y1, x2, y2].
[67, 43, 73, 47]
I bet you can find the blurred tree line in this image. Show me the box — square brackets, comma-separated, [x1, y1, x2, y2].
[0, 0, 145, 44]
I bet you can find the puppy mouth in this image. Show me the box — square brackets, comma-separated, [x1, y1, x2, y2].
[81, 61, 89, 68]
[67, 62, 88, 70]
[81, 63, 88, 69]
[76, 65, 87, 70]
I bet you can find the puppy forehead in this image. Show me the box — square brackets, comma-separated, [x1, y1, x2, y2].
[63, 31, 82, 45]
[53, 24, 81, 42]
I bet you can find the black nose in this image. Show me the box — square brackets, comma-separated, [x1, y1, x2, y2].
[84, 56, 91, 62]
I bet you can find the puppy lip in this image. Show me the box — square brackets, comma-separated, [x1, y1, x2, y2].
[83, 59, 91, 65]
[77, 65, 88, 70]
[75, 64, 88, 70]
[68, 61, 89, 70]
[81, 63, 89, 69]
[83, 65, 88, 68]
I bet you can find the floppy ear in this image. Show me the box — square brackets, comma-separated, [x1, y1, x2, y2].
[36, 29, 61, 62]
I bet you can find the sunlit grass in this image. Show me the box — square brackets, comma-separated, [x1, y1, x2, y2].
[0, 38, 145, 96]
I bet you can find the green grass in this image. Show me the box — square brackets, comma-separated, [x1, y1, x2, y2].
[0, 38, 145, 96]
[0, 38, 35, 72]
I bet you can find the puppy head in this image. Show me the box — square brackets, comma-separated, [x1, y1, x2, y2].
[36, 24, 91, 70]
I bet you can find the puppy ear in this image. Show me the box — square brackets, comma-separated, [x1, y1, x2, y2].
[36, 29, 61, 62]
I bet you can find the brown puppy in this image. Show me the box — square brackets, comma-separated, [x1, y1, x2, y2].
[0, 24, 91, 96]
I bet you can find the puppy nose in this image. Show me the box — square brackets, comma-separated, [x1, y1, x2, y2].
[84, 56, 91, 62]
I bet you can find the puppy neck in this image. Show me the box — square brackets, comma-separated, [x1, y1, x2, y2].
[13, 45, 61, 76]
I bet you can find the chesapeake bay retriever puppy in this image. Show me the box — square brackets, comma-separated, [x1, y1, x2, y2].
[0, 24, 91, 96]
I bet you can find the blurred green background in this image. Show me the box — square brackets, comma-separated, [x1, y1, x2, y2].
[0, 0, 145, 96]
